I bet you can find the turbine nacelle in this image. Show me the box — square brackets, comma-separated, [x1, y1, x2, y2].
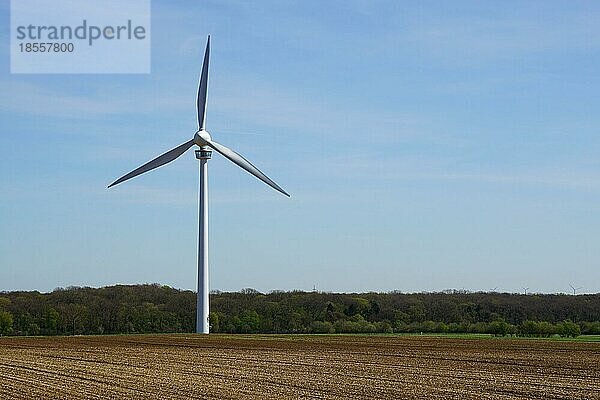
[194, 130, 212, 147]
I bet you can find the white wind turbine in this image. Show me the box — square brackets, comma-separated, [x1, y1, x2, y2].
[108, 36, 289, 334]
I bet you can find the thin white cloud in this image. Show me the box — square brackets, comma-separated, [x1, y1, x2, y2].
[387, 171, 600, 189]
[0, 79, 188, 119]
[210, 74, 426, 145]
[106, 185, 196, 206]
[395, 12, 600, 65]
[294, 151, 600, 190]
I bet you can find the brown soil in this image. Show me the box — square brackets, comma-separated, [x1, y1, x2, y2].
[1, 334, 598, 399]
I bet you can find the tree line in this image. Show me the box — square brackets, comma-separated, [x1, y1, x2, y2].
[0, 284, 598, 337]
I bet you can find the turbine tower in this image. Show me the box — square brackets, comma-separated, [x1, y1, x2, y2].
[108, 36, 289, 334]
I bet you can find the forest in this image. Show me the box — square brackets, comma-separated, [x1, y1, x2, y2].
[0, 284, 598, 337]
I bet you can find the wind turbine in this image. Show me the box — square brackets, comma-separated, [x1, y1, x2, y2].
[108, 36, 289, 334]
[569, 284, 582, 295]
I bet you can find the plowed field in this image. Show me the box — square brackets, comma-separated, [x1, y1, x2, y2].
[1, 334, 598, 399]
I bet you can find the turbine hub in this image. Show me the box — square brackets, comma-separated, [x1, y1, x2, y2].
[194, 129, 212, 146]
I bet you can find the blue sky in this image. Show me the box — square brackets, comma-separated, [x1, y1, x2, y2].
[1, 1, 599, 294]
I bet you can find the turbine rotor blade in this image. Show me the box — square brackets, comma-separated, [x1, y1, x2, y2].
[108, 139, 195, 188]
[206, 140, 290, 197]
[197, 35, 210, 130]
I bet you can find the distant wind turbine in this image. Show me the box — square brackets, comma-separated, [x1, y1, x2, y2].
[108, 36, 289, 334]
[569, 284, 582, 296]
[523, 287, 529, 295]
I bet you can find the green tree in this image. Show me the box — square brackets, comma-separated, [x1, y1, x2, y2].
[309, 321, 334, 333]
[537, 321, 556, 337]
[520, 320, 540, 336]
[0, 285, 598, 336]
[238, 310, 260, 333]
[209, 312, 221, 333]
[0, 297, 11, 310]
[46, 308, 59, 335]
[557, 320, 580, 338]
[0, 311, 13, 335]
[346, 298, 370, 317]
[407, 302, 426, 322]
[489, 318, 510, 336]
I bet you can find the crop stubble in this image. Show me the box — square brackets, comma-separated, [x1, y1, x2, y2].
[0, 334, 598, 399]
